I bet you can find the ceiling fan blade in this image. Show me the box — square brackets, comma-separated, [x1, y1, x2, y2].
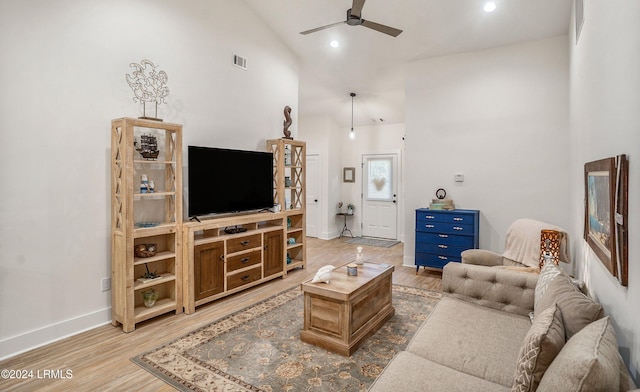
[300, 21, 346, 35]
[350, 0, 366, 18]
[361, 20, 403, 37]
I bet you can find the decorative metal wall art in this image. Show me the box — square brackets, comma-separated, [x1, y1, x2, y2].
[126, 59, 169, 121]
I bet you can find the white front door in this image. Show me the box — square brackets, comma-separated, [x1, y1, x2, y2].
[306, 154, 320, 238]
[362, 153, 398, 239]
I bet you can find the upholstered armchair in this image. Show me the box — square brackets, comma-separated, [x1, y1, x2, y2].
[461, 218, 570, 270]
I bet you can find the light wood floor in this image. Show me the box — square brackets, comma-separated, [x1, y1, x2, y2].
[0, 237, 442, 392]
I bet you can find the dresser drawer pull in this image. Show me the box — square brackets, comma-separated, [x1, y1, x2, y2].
[241, 240, 250, 246]
[453, 217, 463, 221]
[438, 256, 448, 260]
[438, 245, 448, 249]
[425, 224, 435, 228]
[425, 215, 435, 219]
[241, 257, 250, 263]
[241, 275, 250, 281]
[453, 226, 463, 231]
[219, 255, 225, 261]
[439, 234, 448, 238]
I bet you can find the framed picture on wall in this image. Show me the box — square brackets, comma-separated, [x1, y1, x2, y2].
[343, 167, 355, 183]
[583, 155, 628, 285]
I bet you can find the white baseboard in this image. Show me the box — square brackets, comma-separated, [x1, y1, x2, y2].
[318, 229, 341, 240]
[0, 307, 112, 361]
[403, 255, 416, 268]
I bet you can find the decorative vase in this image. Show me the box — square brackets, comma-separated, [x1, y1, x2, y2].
[539, 229, 561, 268]
[142, 289, 159, 308]
[356, 246, 364, 265]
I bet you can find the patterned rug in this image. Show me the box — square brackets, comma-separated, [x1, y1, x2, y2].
[132, 285, 441, 392]
[343, 237, 401, 248]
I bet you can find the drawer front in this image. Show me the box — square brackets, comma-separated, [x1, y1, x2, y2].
[416, 221, 475, 236]
[415, 253, 461, 269]
[227, 234, 262, 254]
[416, 210, 477, 226]
[415, 243, 470, 258]
[416, 232, 475, 248]
[227, 266, 262, 290]
[227, 249, 262, 272]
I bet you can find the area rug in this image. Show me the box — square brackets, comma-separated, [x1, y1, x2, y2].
[132, 285, 441, 392]
[343, 237, 401, 248]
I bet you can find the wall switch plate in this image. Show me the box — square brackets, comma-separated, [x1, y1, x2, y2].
[101, 277, 111, 292]
[455, 173, 464, 182]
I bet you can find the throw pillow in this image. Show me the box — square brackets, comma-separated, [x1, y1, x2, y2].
[512, 304, 565, 392]
[535, 275, 604, 340]
[535, 262, 562, 307]
[536, 317, 620, 392]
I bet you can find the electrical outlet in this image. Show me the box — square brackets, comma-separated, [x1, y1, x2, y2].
[101, 277, 111, 292]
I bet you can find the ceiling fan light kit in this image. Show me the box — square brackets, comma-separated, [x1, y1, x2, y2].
[300, 0, 402, 37]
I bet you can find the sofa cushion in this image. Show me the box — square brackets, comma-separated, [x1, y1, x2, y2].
[512, 304, 565, 392]
[368, 351, 510, 392]
[535, 262, 562, 306]
[407, 296, 530, 387]
[536, 317, 620, 392]
[535, 274, 604, 339]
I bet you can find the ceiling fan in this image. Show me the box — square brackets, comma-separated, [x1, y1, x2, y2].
[300, 0, 402, 37]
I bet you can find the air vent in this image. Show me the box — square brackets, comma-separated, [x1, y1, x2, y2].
[233, 54, 247, 70]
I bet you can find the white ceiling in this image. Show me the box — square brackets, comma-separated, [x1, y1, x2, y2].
[245, 0, 573, 128]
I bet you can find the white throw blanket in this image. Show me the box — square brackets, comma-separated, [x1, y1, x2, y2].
[501, 218, 570, 268]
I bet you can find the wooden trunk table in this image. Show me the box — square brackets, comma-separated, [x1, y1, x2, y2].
[300, 262, 395, 356]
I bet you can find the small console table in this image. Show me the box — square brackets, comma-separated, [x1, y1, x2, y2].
[336, 212, 354, 238]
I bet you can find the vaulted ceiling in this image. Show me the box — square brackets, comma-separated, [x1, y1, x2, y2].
[245, 0, 573, 128]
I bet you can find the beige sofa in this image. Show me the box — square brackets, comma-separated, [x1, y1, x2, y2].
[368, 262, 637, 392]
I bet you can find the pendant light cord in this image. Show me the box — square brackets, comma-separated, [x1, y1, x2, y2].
[350, 92, 356, 131]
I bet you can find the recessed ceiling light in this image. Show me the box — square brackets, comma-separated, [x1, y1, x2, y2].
[330, 40, 339, 48]
[484, 2, 496, 12]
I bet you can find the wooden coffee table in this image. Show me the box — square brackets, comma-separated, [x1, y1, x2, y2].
[300, 262, 395, 356]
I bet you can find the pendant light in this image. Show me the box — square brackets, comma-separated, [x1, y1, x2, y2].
[349, 92, 356, 140]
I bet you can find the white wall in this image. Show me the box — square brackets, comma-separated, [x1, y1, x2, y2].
[0, 0, 298, 359]
[299, 115, 343, 239]
[569, 0, 640, 381]
[404, 36, 570, 266]
[340, 123, 406, 240]
[299, 118, 406, 240]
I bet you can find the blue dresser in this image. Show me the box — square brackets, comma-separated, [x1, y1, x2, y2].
[415, 208, 480, 272]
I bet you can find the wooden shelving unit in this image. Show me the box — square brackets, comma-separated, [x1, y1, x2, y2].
[267, 139, 306, 273]
[111, 117, 183, 332]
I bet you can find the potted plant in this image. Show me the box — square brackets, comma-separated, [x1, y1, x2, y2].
[347, 204, 355, 215]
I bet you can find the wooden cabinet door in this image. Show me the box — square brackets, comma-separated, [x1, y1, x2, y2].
[263, 230, 284, 277]
[194, 241, 225, 301]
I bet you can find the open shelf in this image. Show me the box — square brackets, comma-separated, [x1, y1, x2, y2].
[134, 273, 177, 290]
[134, 298, 177, 323]
[134, 250, 176, 265]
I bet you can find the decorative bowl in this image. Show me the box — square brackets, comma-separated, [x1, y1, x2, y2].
[134, 243, 158, 258]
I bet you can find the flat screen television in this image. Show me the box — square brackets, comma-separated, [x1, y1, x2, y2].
[188, 145, 273, 217]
